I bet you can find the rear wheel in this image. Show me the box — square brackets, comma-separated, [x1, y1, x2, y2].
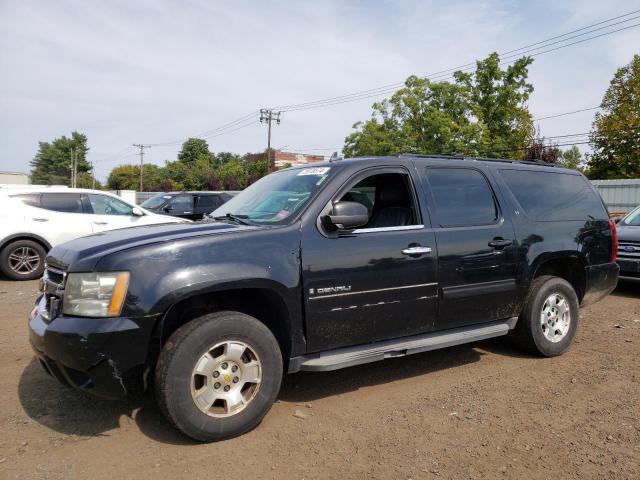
[155, 311, 283, 442]
[514, 275, 579, 356]
[0, 240, 46, 280]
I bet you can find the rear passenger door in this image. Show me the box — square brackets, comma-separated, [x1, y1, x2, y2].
[28, 193, 94, 245]
[421, 166, 518, 330]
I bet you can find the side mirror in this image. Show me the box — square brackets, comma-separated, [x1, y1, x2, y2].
[323, 201, 369, 231]
[132, 207, 144, 216]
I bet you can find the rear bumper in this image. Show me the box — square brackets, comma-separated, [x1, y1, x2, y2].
[28, 295, 160, 399]
[581, 262, 619, 307]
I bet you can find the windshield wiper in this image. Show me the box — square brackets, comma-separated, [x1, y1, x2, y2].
[212, 213, 252, 225]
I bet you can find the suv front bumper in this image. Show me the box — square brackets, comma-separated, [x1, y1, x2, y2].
[28, 295, 160, 399]
[617, 257, 640, 279]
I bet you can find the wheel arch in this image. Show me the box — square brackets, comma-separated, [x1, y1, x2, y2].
[156, 282, 298, 365]
[0, 233, 52, 253]
[529, 254, 587, 303]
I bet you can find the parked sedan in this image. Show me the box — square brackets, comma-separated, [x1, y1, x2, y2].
[616, 204, 640, 279]
[0, 188, 188, 280]
[140, 191, 235, 220]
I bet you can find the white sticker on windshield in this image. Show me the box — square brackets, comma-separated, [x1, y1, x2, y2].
[297, 167, 330, 176]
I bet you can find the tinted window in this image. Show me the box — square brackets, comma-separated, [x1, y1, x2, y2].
[427, 168, 497, 226]
[196, 195, 220, 209]
[168, 195, 193, 210]
[10, 193, 40, 207]
[500, 169, 607, 221]
[40, 193, 83, 213]
[141, 194, 171, 209]
[88, 194, 134, 216]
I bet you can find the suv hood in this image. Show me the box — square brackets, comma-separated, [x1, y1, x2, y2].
[46, 221, 262, 272]
[617, 223, 640, 242]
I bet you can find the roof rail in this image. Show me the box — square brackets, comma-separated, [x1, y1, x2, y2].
[398, 153, 560, 167]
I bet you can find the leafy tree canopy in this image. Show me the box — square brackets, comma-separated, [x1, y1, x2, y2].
[30, 132, 90, 185]
[343, 53, 534, 159]
[178, 138, 214, 165]
[587, 54, 640, 179]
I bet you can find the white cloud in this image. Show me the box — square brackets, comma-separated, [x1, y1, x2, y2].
[0, 0, 638, 178]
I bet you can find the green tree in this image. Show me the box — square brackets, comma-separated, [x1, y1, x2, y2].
[178, 138, 214, 166]
[30, 132, 90, 185]
[343, 53, 534, 159]
[107, 164, 161, 191]
[559, 146, 583, 171]
[76, 171, 103, 189]
[587, 54, 640, 179]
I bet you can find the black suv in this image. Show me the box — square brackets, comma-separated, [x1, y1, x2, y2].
[29, 155, 619, 442]
[140, 191, 234, 220]
[616, 205, 640, 279]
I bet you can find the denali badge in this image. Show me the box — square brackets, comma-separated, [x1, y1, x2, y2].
[310, 285, 352, 296]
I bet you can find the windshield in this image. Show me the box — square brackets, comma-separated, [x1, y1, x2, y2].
[141, 194, 171, 209]
[210, 166, 334, 224]
[621, 206, 640, 226]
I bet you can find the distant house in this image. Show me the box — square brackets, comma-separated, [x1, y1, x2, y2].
[0, 171, 29, 186]
[271, 150, 325, 168]
[247, 150, 325, 169]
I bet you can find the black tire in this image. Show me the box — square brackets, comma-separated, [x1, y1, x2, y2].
[0, 239, 46, 281]
[513, 275, 580, 357]
[155, 311, 283, 442]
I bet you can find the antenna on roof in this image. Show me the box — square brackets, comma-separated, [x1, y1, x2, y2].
[329, 151, 340, 162]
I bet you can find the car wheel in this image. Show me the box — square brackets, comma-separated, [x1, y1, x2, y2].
[513, 275, 580, 357]
[155, 311, 283, 442]
[0, 240, 46, 281]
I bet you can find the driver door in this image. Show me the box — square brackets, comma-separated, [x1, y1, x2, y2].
[301, 165, 438, 352]
[85, 193, 142, 232]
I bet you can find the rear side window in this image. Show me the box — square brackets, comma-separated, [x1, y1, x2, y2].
[426, 168, 498, 227]
[10, 193, 40, 207]
[500, 169, 606, 221]
[40, 193, 84, 213]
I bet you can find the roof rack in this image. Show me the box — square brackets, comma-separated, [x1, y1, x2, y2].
[398, 153, 560, 167]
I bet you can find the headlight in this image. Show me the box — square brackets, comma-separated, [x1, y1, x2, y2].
[62, 272, 130, 317]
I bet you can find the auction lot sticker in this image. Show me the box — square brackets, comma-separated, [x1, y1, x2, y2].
[297, 167, 331, 176]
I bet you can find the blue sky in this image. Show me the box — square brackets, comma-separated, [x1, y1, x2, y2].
[0, 0, 638, 180]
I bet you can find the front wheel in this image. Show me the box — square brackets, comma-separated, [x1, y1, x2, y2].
[0, 239, 46, 280]
[513, 275, 580, 357]
[155, 311, 283, 442]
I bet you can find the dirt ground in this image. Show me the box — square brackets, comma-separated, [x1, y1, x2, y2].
[0, 279, 638, 480]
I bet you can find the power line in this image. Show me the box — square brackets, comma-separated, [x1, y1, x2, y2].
[533, 106, 601, 121]
[274, 12, 640, 112]
[147, 111, 260, 147]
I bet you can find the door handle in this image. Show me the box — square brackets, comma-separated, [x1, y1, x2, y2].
[93, 221, 108, 225]
[32, 217, 49, 222]
[488, 238, 513, 249]
[401, 246, 432, 256]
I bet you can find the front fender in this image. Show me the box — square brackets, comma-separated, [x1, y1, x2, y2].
[94, 225, 302, 318]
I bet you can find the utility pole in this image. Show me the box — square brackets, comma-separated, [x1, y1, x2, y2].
[90, 160, 96, 189]
[70, 148, 76, 188]
[73, 149, 78, 188]
[260, 109, 281, 173]
[132, 144, 151, 192]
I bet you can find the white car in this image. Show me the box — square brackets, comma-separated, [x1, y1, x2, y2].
[0, 188, 189, 280]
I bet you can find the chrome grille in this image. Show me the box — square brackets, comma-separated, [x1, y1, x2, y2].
[618, 241, 640, 259]
[40, 265, 67, 322]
